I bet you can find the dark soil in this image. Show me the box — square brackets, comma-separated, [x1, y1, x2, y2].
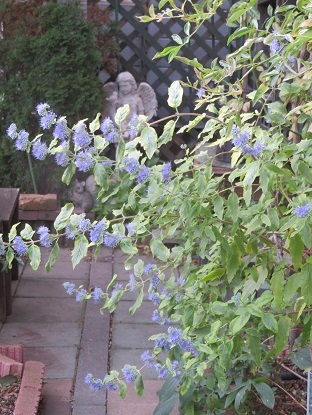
[0, 379, 21, 415]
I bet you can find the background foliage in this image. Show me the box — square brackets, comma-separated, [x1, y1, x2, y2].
[0, 0, 118, 193]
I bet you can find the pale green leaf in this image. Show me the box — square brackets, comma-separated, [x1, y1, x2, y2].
[115, 104, 130, 127]
[28, 244, 41, 270]
[140, 126, 158, 159]
[168, 80, 183, 109]
[72, 234, 89, 269]
[54, 203, 74, 231]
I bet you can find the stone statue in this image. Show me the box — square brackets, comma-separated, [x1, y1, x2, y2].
[102, 71, 158, 140]
[70, 176, 97, 212]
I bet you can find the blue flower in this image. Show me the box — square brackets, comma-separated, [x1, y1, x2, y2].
[242, 141, 265, 157]
[137, 165, 150, 184]
[7, 123, 18, 139]
[129, 115, 140, 138]
[168, 327, 182, 344]
[89, 378, 103, 391]
[196, 87, 205, 99]
[40, 111, 57, 130]
[122, 157, 139, 174]
[104, 232, 122, 248]
[148, 290, 161, 306]
[126, 223, 136, 236]
[12, 236, 28, 256]
[128, 273, 136, 292]
[151, 275, 160, 288]
[15, 130, 29, 151]
[0, 237, 5, 256]
[270, 38, 282, 55]
[75, 149, 94, 172]
[294, 204, 310, 218]
[232, 129, 250, 148]
[161, 162, 171, 183]
[232, 292, 241, 306]
[53, 119, 68, 140]
[111, 283, 123, 297]
[104, 375, 118, 391]
[89, 219, 107, 243]
[100, 118, 119, 143]
[76, 288, 88, 302]
[77, 216, 91, 232]
[65, 224, 76, 240]
[55, 151, 69, 167]
[144, 264, 153, 274]
[93, 287, 104, 303]
[152, 310, 163, 324]
[157, 365, 168, 380]
[32, 140, 49, 160]
[154, 335, 170, 350]
[36, 102, 50, 116]
[37, 226, 52, 247]
[122, 365, 136, 383]
[73, 122, 91, 148]
[140, 350, 155, 365]
[63, 282, 75, 295]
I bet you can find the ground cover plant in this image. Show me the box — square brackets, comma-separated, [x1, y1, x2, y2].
[2, 0, 312, 413]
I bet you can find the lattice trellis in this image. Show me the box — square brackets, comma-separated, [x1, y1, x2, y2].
[100, 0, 234, 159]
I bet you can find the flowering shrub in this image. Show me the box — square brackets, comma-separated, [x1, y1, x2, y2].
[2, 1, 312, 414]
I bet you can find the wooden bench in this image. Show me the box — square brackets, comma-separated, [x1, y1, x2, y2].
[0, 188, 20, 323]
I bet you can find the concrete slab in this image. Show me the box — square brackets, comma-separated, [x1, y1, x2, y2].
[72, 405, 106, 415]
[89, 261, 113, 289]
[41, 378, 73, 415]
[23, 346, 78, 378]
[114, 301, 155, 324]
[112, 323, 161, 349]
[8, 298, 85, 323]
[0, 322, 81, 347]
[22, 260, 90, 280]
[15, 278, 87, 298]
[107, 379, 179, 415]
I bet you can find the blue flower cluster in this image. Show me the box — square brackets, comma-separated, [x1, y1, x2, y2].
[0, 237, 4, 257]
[32, 139, 49, 161]
[196, 87, 205, 99]
[294, 204, 310, 218]
[153, 327, 198, 356]
[161, 162, 171, 183]
[128, 115, 141, 139]
[73, 122, 92, 148]
[89, 219, 108, 243]
[12, 236, 28, 256]
[121, 157, 139, 174]
[7, 125, 29, 151]
[100, 117, 119, 143]
[152, 309, 171, 325]
[122, 365, 137, 383]
[37, 226, 52, 248]
[231, 124, 264, 157]
[63, 282, 105, 304]
[85, 373, 104, 391]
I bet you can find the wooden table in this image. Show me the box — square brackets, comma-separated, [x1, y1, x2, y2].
[0, 188, 20, 322]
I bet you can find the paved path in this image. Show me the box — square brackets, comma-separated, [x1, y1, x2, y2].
[0, 247, 175, 415]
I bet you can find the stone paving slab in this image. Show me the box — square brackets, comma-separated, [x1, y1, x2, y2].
[107, 379, 179, 415]
[23, 346, 77, 378]
[0, 322, 81, 347]
[114, 300, 155, 324]
[112, 323, 160, 349]
[8, 297, 85, 322]
[90, 261, 114, 289]
[73, 406, 106, 415]
[22, 259, 90, 280]
[16, 278, 87, 298]
[41, 378, 73, 415]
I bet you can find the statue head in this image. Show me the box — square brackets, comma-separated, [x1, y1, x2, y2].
[116, 72, 137, 95]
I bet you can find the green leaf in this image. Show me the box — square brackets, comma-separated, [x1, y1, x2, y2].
[247, 330, 261, 366]
[116, 137, 125, 161]
[227, 27, 251, 45]
[228, 192, 239, 222]
[8, 223, 19, 242]
[129, 289, 144, 315]
[94, 163, 107, 186]
[253, 382, 275, 409]
[140, 126, 158, 159]
[134, 374, 144, 396]
[180, 376, 192, 396]
[234, 382, 251, 411]
[153, 377, 179, 415]
[298, 161, 312, 183]
[28, 244, 41, 270]
[289, 232, 304, 270]
[72, 234, 89, 269]
[45, 242, 60, 272]
[271, 270, 284, 308]
[119, 380, 127, 399]
[54, 203, 74, 231]
[89, 113, 101, 133]
[168, 80, 183, 109]
[120, 239, 138, 255]
[20, 224, 35, 241]
[290, 346, 312, 370]
[252, 83, 269, 106]
[226, 242, 240, 283]
[284, 273, 301, 303]
[62, 162, 76, 185]
[150, 237, 170, 262]
[201, 268, 225, 283]
[262, 313, 278, 333]
[274, 316, 291, 356]
[301, 263, 312, 306]
[0, 375, 18, 389]
[158, 120, 176, 146]
[115, 104, 130, 127]
[230, 311, 251, 334]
